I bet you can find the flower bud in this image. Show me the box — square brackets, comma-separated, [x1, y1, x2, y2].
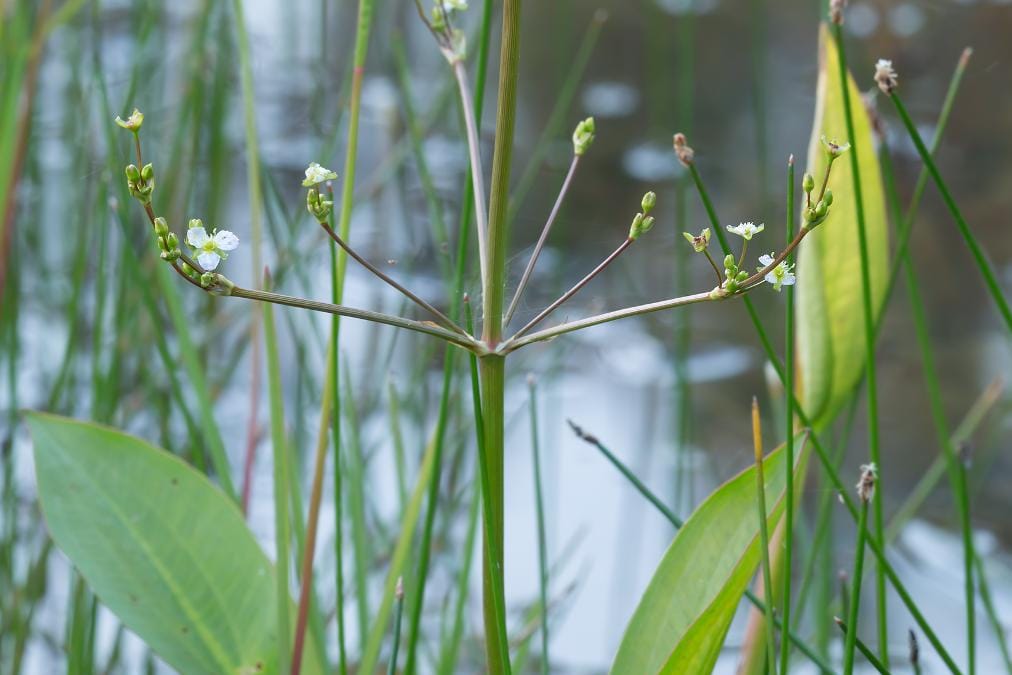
[157, 237, 169, 253]
[200, 272, 215, 288]
[802, 172, 815, 193]
[125, 164, 140, 184]
[572, 117, 596, 156]
[736, 270, 748, 283]
[141, 163, 154, 182]
[724, 254, 735, 270]
[165, 232, 179, 251]
[673, 132, 695, 166]
[153, 216, 169, 236]
[815, 200, 829, 219]
[640, 191, 656, 215]
[823, 189, 833, 206]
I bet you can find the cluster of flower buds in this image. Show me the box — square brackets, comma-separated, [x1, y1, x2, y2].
[124, 162, 155, 204]
[800, 136, 848, 228]
[153, 217, 180, 262]
[721, 253, 750, 293]
[572, 117, 595, 156]
[628, 191, 657, 241]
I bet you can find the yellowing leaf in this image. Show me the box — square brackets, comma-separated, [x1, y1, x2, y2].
[797, 24, 890, 425]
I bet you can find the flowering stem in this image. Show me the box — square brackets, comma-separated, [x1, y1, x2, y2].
[228, 286, 482, 353]
[842, 495, 871, 675]
[737, 238, 749, 271]
[503, 154, 580, 329]
[318, 221, 468, 336]
[453, 59, 490, 295]
[833, 22, 887, 664]
[778, 155, 796, 675]
[511, 237, 633, 340]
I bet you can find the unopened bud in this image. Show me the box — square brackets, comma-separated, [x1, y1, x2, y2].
[153, 216, 169, 236]
[724, 254, 735, 270]
[640, 191, 657, 214]
[856, 463, 877, 503]
[815, 200, 829, 219]
[200, 272, 215, 288]
[125, 164, 140, 183]
[802, 173, 815, 193]
[823, 189, 834, 206]
[673, 132, 695, 166]
[141, 163, 154, 182]
[572, 117, 595, 156]
[165, 232, 179, 250]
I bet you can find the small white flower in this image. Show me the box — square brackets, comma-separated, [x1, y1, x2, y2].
[726, 221, 765, 240]
[187, 226, 239, 271]
[874, 58, 898, 94]
[302, 162, 338, 187]
[444, 0, 468, 9]
[758, 253, 796, 292]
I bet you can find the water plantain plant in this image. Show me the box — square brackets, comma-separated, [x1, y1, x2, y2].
[25, 0, 1002, 673]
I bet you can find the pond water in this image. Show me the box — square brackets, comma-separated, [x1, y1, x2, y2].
[6, 0, 1012, 672]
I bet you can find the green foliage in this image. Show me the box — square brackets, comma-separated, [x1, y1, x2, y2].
[26, 413, 325, 675]
[796, 24, 889, 426]
[611, 437, 804, 674]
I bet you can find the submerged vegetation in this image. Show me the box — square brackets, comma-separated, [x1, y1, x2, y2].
[2, 0, 1010, 673]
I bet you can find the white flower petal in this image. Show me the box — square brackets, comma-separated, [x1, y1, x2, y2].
[187, 226, 210, 248]
[781, 275, 797, 286]
[758, 254, 775, 266]
[197, 251, 221, 271]
[214, 230, 239, 251]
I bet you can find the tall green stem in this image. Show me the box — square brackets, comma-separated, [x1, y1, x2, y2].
[832, 22, 887, 664]
[779, 156, 796, 674]
[477, 0, 521, 671]
[479, 355, 511, 674]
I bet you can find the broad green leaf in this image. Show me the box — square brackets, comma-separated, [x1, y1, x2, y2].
[797, 24, 890, 425]
[27, 413, 325, 675]
[611, 437, 806, 674]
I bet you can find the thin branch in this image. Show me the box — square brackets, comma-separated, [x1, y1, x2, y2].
[229, 286, 484, 353]
[318, 221, 469, 337]
[511, 237, 634, 340]
[453, 60, 489, 290]
[500, 290, 713, 353]
[503, 154, 580, 328]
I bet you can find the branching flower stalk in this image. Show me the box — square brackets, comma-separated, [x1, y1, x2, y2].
[118, 4, 849, 667]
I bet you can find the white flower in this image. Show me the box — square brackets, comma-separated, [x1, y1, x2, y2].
[444, 0, 467, 9]
[187, 226, 239, 271]
[302, 162, 338, 187]
[874, 58, 898, 94]
[758, 253, 796, 292]
[726, 221, 765, 240]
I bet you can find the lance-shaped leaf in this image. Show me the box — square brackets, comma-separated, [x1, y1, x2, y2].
[27, 412, 325, 675]
[610, 436, 806, 674]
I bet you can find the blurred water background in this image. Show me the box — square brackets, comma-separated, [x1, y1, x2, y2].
[3, 0, 1012, 671]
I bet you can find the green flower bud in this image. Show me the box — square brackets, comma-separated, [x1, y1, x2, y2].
[200, 272, 215, 288]
[823, 189, 833, 206]
[724, 254, 735, 270]
[153, 216, 169, 236]
[572, 117, 596, 156]
[640, 191, 657, 215]
[188, 218, 203, 230]
[157, 237, 169, 253]
[165, 232, 179, 251]
[628, 213, 643, 240]
[182, 262, 200, 281]
[815, 200, 829, 219]
[736, 270, 748, 282]
[125, 164, 141, 183]
[141, 163, 154, 182]
[802, 172, 815, 193]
